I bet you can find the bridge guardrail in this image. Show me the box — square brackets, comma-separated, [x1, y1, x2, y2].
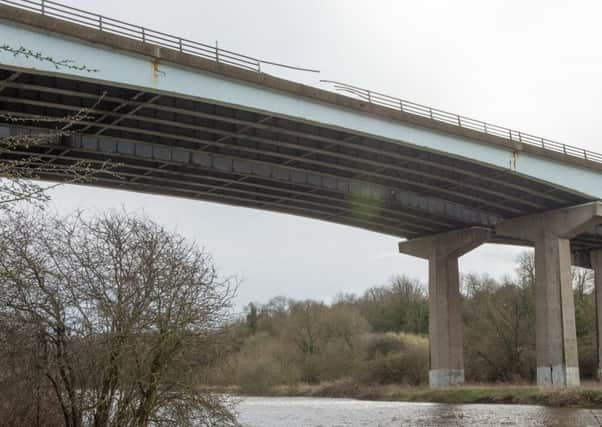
[321, 80, 602, 164]
[1, 0, 601, 166]
[0, 0, 319, 73]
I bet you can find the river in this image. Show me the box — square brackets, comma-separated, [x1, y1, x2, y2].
[235, 397, 602, 426]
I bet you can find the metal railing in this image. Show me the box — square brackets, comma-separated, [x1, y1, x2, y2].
[0, 0, 601, 165]
[0, 0, 319, 73]
[321, 80, 602, 164]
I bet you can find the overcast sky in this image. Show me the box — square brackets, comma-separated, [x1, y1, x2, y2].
[43, 0, 602, 309]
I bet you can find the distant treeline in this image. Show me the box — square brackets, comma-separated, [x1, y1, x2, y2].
[210, 251, 598, 392]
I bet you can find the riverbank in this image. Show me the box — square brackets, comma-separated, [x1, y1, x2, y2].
[216, 379, 602, 408]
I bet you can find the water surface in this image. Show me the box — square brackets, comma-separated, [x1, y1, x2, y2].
[236, 396, 602, 426]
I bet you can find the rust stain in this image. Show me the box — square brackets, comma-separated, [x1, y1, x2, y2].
[151, 58, 166, 84]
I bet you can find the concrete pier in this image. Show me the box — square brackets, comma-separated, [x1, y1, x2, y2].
[399, 227, 491, 387]
[497, 202, 602, 387]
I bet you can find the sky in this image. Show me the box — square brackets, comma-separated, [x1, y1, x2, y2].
[41, 0, 602, 310]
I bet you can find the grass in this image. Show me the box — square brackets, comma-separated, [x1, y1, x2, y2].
[240, 380, 602, 408]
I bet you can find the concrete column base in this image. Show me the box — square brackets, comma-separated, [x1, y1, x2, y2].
[537, 366, 580, 387]
[429, 369, 465, 387]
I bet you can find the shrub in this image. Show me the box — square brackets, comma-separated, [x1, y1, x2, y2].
[362, 333, 407, 359]
[234, 332, 302, 393]
[315, 339, 358, 381]
[355, 333, 428, 385]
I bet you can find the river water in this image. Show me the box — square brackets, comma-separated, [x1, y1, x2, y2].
[235, 397, 602, 426]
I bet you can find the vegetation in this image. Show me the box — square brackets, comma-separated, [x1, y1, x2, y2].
[208, 253, 599, 397]
[0, 210, 237, 426]
[206, 280, 431, 395]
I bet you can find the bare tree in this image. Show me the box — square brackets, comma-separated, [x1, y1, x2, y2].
[0, 210, 237, 427]
[515, 250, 535, 289]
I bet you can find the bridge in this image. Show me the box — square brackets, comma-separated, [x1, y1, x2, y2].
[1, 0, 602, 389]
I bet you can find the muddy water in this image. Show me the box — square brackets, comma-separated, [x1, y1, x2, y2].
[236, 397, 602, 426]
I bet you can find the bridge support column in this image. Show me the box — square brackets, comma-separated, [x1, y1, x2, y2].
[497, 202, 602, 388]
[533, 235, 580, 387]
[591, 250, 602, 381]
[399, 227, 491, 387]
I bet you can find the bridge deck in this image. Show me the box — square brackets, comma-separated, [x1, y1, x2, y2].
[0, 1, 601, 253]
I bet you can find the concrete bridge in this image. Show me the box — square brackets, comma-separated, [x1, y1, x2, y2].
[1, 0, 602, 388]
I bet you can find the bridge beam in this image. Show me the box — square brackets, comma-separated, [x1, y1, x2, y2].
[399, 227, 491, 387]
[497, 202, 602, 388]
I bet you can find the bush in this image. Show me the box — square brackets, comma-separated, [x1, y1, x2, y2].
[234, 332, 302, 393]
[355, 333, 428, 385]
[362, 333, 407, 359]
[236, 355, 285, 394]
[315, 339, 358, 381]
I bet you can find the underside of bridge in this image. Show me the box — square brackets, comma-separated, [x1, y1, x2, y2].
[1, 67, 601, 253]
